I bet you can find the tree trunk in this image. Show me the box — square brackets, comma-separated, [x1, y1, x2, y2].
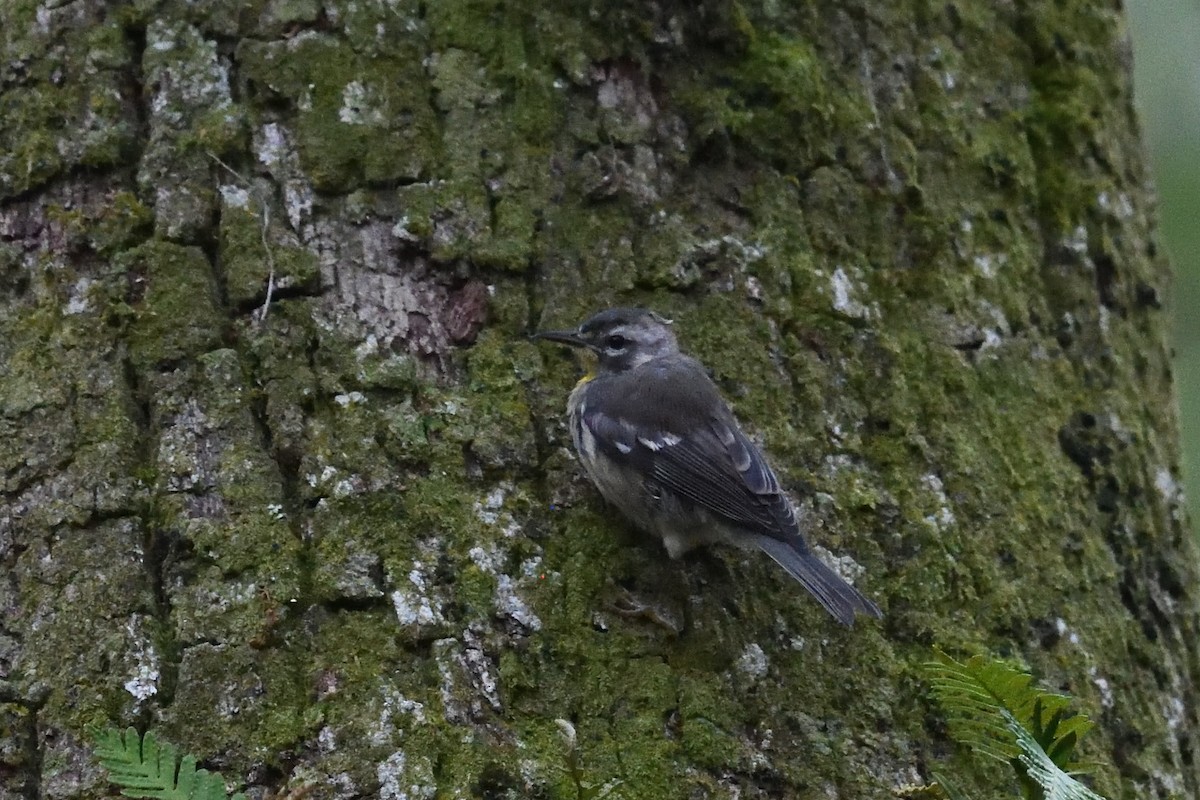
[1, 2, 1194, 798]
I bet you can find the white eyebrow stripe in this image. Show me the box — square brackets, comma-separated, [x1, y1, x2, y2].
[614, 441, 632, 454]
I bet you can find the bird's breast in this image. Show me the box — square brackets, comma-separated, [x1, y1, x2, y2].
[566, 382, 593, 465]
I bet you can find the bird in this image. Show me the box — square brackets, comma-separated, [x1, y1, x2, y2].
[533, 307, 882, 626]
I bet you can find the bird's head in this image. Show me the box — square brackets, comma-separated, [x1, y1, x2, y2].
[533, 307, 678, 373]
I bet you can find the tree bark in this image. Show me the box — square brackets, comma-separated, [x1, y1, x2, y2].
[0, 1, 1194, 798]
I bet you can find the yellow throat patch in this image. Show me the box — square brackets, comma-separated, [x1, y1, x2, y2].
[574, 353, 597, 387]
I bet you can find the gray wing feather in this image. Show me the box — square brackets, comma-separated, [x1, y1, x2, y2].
[584, 406, 793, 538]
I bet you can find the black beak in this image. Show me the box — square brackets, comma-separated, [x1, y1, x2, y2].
[531, 329, 594, 351]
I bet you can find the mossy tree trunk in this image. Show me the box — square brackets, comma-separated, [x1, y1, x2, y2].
[0, 1, 1195, 798]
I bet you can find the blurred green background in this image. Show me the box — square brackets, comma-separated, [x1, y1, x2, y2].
[1128, 0, 1200, 524]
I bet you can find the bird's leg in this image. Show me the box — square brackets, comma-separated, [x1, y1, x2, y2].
[607, 585, 682, 635]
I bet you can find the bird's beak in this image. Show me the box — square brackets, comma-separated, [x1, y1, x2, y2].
[531, 329, 594, 351]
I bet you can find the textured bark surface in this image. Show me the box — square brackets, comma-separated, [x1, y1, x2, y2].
[0, 1, 1195, 798]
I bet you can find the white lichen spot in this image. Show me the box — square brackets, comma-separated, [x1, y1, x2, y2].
[495, 574, 542, 631]
[391, 589, 437, 626]
[473, 484, 522, 537]
[35, 4, 51, 32]
[1103, 411, 1131, 444]
[1088, 667, 1114, 709]
[434, 642, 464, 722]
[1065, 225, 1088, 256]
[391, 564, 442, 627]
[468, 544, 503, 573]
[356, 335, 380, 360]
[1116, 193, 1134, 219]
[1155, 467, 1180, 502]
[219, 184, 250, 208]
[377, 751, 435, 800]
[251, 121, 313, 230]
[330, 773, 358, 797]
[392, 216, 420, 243]
[66, 277, 94, 315]
[1054, 617, 1080, 646]
[463, 644, 501, 709]
[830, 267, 875, 320]
[370, 687, 428, 746]
[257, 122, 288, 168]
[468, 546, 543, 632]
[975, 301, 1011, 352]
[474, 486, 507, 524]
[283, 181, 313, 233]
[317, 725, 337, 753]
[306, 464, 340, 488]
[830, 270, 851, 305]
[737, 643, 769, 679]
[973, 253, 1001, 278]
[817, 546, 868, 584]
[1166, 695, 1186, 732]
[921, 474, 956, 530]
[824, 415, 846, 444]
[123, 618, 160, 702]
[267, 503, 286, 521]
[157, 399, 211, 492]
[684, 235, 768, 275]
[334, 391, 367, 407]
[340, 81, 385, 125]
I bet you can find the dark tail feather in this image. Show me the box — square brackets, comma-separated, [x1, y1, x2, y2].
[753, 535, 882, 626]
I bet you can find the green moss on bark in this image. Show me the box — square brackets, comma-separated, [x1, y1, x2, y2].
[0, 0, 1189, 797]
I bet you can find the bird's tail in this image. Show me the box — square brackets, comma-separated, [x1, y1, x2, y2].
[752, 535, 882, 626]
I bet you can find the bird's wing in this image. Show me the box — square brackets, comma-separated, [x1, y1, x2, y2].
[580, 358, 801, 543]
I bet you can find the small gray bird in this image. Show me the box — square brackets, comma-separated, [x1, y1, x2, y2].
[534, 307, 881, 626]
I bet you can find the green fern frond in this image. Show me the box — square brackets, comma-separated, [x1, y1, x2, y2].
[1010, 713, 1106, 800]
[90, 727, 247, 800]
[924, 649, 1108, 800]
[925, 648, 1093, 768]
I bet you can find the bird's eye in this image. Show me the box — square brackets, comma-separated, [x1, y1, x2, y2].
[605, 334, 627, 350]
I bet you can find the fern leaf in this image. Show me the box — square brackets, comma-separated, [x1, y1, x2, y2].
[89, 727, 248, 800]
[925, 650, 1109, 800]
[925, 655, 1023, 762]
[925, 648, 1093, 770]
[1009, 712, 1106, 800]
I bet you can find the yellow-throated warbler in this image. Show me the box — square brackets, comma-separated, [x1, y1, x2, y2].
[535, 307, 881, 626]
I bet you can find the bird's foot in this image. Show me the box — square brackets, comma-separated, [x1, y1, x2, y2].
[607, 588, 682, 635]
